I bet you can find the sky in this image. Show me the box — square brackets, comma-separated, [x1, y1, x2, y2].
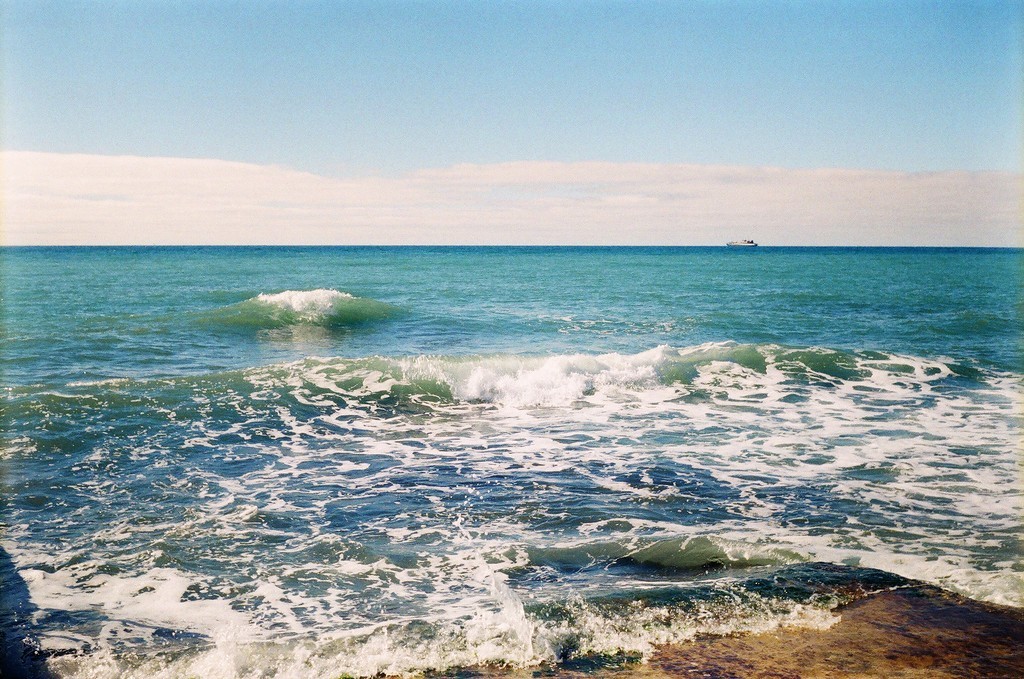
[1, 0, 1021, 245]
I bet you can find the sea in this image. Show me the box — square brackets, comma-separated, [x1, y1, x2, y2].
[1, 246, 1021, 678]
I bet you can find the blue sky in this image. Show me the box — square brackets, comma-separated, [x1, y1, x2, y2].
[2, 1, 1020, 245]
[3, 0, 1021, 175]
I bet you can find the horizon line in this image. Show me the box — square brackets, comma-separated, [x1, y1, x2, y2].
[3, 244, 1022, 250]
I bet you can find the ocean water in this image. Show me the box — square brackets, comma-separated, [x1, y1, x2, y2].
[1, 246, 1021, 678]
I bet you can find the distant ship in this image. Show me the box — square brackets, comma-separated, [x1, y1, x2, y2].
[727, 239, 758, 247]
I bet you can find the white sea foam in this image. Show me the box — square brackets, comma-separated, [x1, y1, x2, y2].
[255, 289, 354, 315]
[38, 553, 842, 679]
[398, 346, 670, 407]
[17, 565, 253, 638]
[7, 343, 1022, 678]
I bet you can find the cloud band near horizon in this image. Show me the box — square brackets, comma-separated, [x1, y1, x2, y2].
[2, 151, 1020, 246]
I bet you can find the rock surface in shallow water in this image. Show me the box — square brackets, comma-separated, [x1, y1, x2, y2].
[431, 586, 1024, 679]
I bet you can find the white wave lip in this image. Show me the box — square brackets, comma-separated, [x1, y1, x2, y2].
[399, 345, 681, 408]
[255, 289, 354, 319]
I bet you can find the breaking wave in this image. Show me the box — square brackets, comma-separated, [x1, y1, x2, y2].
[230, 341, 999, 410]
[199, 289, 399, 330]
[9, 341, 1011, 423]
[38, 561, 869, 679]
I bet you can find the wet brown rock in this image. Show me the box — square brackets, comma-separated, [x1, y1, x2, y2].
[434, 586, 1024, 679]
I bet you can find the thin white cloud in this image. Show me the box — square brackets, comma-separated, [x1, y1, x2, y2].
[2, 151, 1020, 246]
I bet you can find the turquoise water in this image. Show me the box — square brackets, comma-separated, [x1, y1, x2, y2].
[1, 246, 1021, 677]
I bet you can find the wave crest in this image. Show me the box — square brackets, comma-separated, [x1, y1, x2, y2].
[200, 289, 398, 329]
[528, 535, 804, 574]
[37, 342, 1000, 415]
[271, 342, 973, 410]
